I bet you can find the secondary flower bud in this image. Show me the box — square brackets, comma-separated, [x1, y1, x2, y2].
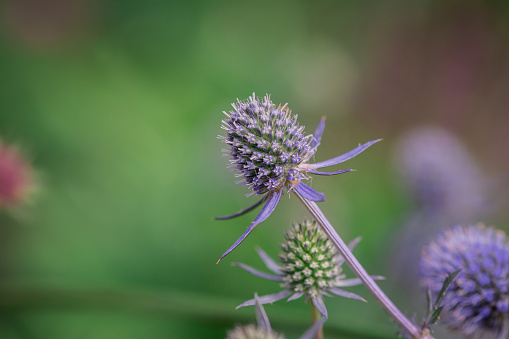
[234, 219, 383, 318]
[279, 220, 344, 298]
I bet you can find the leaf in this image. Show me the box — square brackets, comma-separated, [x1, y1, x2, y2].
[434, 270, 460, 311]
[425, 289, 433, 319]
[429, 306, 444, 325]
[424, 270, 460, 327]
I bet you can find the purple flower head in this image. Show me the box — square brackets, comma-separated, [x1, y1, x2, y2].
[233, 219, 384, 318]
[217, 93, 381, 260]
[421, 224, 509, 337]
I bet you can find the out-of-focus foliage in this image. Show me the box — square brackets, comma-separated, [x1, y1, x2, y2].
[0, 1, 508, 338]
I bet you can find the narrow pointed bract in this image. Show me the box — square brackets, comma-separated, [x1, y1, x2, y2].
[218, 189, 282, 261]
[308, 139, 382, 170]
[215, 196, 267, 220]
[256, 248, 283, 275]
[217, 93, 380, 260]
[299, 317, 327, 339]
[329, 287, 365, 302]
[254, 293, 272, 332]
[334, 277, 384, 287]
[311, 296, 328, 318]
[310, 116, 326, 149]
[287, 292, 304, 301]
[307, 169, 354, 176]
[232, 263, 284, 282]
[293, 181, 326, 202]
[237, 290, 293, 308]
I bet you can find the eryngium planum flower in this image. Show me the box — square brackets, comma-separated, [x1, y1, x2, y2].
[216, 93, 380, 260]
[421, 224, 509, 338]
[234, 219, 383, 318]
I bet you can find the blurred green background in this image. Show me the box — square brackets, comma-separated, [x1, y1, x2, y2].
[1, 1, 509, 338]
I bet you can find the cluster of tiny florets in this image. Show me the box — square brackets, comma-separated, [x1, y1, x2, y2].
[421, 224, 509, 337]
[221, 93, 315, 195]
[226, 325, 285, 339]
[279, 220, 343, 298]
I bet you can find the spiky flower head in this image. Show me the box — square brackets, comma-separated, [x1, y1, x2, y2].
[226, 324, 285, 339]
[234, 219, 383, 318]
[421, 224, 509, 338]
[279, 219, 345, 299]
[222, 94, 315, 195]
[217, 93, 380, 260]
[0, 140, 34, 209]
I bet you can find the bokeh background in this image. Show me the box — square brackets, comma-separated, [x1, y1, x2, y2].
[1, 1, 509, 338]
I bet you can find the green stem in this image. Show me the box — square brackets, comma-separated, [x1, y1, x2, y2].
[309, 302, 324, 339]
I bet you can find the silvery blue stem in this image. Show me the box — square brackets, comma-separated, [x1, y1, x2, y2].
[295, 192, 431, 339]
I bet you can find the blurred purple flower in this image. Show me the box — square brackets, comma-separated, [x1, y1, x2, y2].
[395, 127, 486, 220]
[216, 93, 380, 260]
[421, 224, 509, 338]
[390, 127, 490, 295]
[234, 220, 383, 318]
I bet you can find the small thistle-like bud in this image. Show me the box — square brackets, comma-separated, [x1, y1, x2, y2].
[280, 220, 343, 296]
[0, 141, 34, 209]
[222, 93, 314, 195]
[226, 324, 285, 339]
[421, 224, 509, 337]
[235, 219, 378, 317]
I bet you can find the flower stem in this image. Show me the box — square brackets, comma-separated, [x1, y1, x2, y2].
[294, 192, 430, 339]
[309, 302, 324, 339]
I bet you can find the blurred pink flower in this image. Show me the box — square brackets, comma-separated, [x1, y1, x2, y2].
[0, 141, 33, 209]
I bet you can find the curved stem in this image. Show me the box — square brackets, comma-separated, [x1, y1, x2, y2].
[294, 192, 430, 339]
[309, 302, 324, 339]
